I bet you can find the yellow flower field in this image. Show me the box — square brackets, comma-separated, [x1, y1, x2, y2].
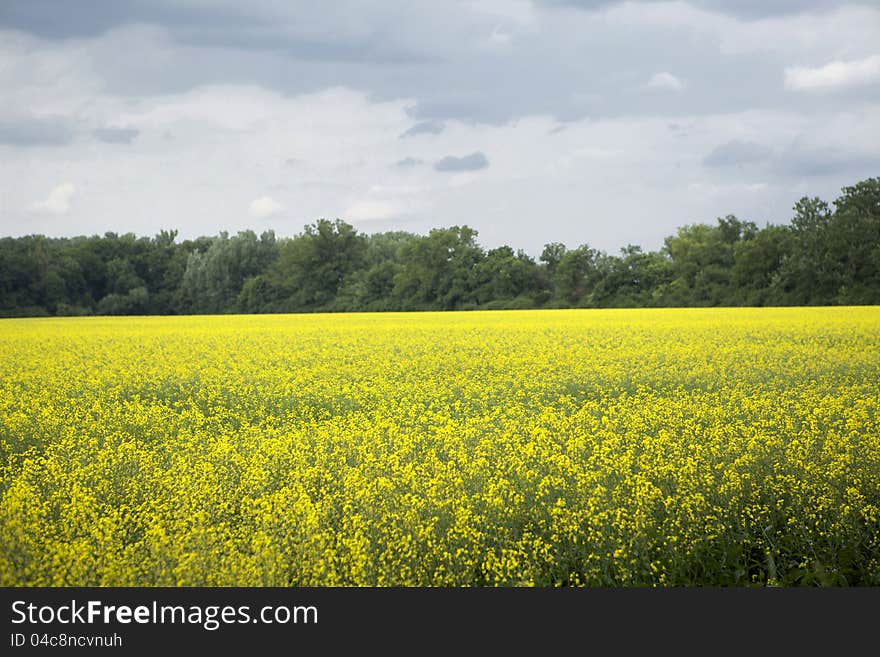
[1, 308, 879, 586]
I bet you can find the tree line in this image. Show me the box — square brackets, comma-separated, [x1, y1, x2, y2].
[2, 178, 878, 317]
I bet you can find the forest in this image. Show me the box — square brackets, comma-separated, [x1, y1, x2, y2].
[1, 177, 878, 317]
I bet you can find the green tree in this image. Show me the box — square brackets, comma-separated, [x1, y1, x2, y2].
[829, 178, 880, 304]
[590, 245, 671, 307]
[732, 225, 793, 305]
[660, 216, 755, 306]
[180, 230, 278, 313]
[393, 226, 484, 310]
[1, 177, 879, 316]
[553, 244, 599, 306]
[265, 219, 366, 311]
[473, 246, 541, 307]
[773, 197, 834, 305]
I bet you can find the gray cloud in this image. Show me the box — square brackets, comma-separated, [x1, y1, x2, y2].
[0, 1, 431, 65]
[434, 152, 489, 172]
[0, 116, 75, 146]
[93, 127, 139, 144]
[779, 146, 880, 177]
[534, 0, 846, 19]
[0, 0, 254, 39]
[703, 140, 772, 167]
[399, 120, 445, 139]
[2, 0, 847, 42]
[684, 0, 845, 19]
[3, 0, 875, 126]
[394, 157, 423, 168]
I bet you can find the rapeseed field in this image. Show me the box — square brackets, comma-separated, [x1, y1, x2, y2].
[1, 308, 878, 586]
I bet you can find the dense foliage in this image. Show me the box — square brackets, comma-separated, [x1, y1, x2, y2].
[2, 178, 878, 317]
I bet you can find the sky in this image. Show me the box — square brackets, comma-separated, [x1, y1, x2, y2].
[1, 1, 878, 256]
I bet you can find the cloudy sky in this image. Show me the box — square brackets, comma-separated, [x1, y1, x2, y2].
[1, 1, 878, 255]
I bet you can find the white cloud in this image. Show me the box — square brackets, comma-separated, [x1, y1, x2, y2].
[645, 72, 685, 92]
[249, 196, 283, 218]
[785, 54, 880, 92]
[343, 200, 395, 221]
[29, 183, 76, 214]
